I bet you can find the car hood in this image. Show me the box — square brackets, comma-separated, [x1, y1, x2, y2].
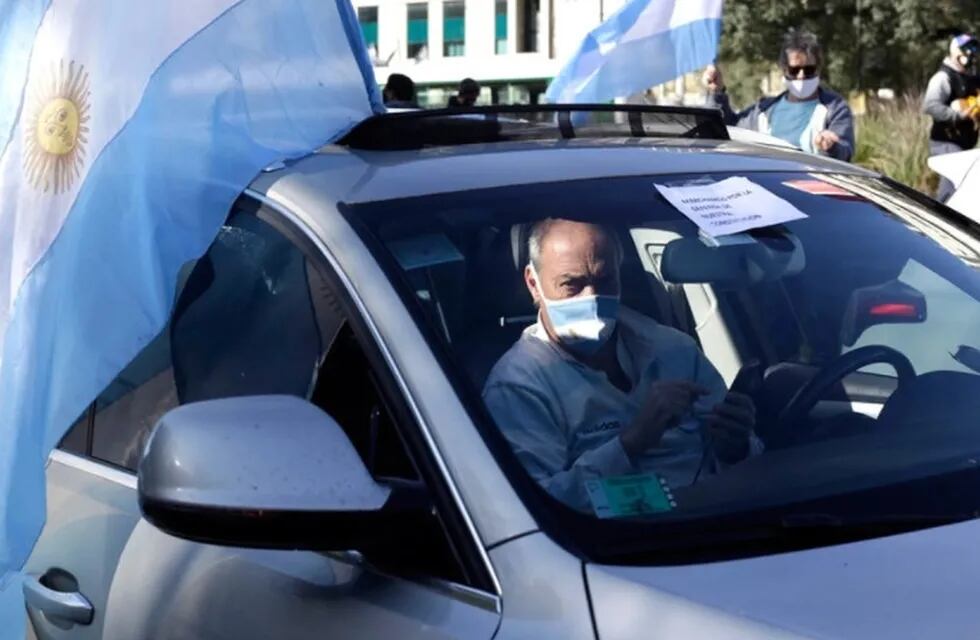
[586, 516, 980, 639]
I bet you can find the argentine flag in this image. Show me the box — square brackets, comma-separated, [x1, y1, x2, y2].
[0, 0, 379, 628]
[546, 0, 723, 104]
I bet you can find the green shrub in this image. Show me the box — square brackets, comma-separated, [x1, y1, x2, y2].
[853, 95, 939, 196]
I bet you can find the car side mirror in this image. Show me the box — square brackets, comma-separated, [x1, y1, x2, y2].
[137, 395, 430, 551]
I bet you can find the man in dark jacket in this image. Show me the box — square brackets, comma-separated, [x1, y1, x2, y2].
[447, 78, 481, 108]
[923, 34, 980, 202]
[382, 73, 418, 109]
[703, 30, 854, 162]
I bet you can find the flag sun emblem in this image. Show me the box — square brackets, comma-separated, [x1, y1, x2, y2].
[23, 60, 90, 194]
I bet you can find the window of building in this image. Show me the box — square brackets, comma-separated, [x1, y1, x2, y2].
[407, 3, 428, 60]
[443, 1, 465, 57]
[358, 6, 379, 58]
[517, 0, 539, 53]
[495, 0, 507, 55]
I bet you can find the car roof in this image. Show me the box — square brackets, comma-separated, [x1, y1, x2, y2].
[252, 136, 876, 207]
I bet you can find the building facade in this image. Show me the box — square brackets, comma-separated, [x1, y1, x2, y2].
[355, 0, 639, 106]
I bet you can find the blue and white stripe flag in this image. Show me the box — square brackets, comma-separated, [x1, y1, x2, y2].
[545, 0, 723, 104]
[0, 0, 380, 626]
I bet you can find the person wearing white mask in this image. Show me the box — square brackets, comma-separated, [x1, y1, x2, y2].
[482, 218, 762, 511]
[703, 30, 854, 162]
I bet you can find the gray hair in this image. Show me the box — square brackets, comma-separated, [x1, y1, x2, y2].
[779, 29, 823, 69]
[527, 218, 623, 270]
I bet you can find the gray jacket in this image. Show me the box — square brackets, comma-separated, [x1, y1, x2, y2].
[707, 87, 855, 162]
[922, 63, 979, 150]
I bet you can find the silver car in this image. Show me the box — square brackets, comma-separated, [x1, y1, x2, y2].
[25, 106, 980, 639]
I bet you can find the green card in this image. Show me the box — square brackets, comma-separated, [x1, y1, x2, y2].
[585, 474, 676, 519]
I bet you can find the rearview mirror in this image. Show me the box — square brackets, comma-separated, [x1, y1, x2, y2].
[660, 230, 805, 288]
[138, 395, 429, 551]
[840, 280, 927, 347]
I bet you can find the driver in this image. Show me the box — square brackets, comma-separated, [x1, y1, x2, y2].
[483, 218, 762, 510]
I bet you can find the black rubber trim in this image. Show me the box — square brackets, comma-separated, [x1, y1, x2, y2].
[339, 103, 729, 150]
[581, 561, 601, 640]
[557, 110, 576, 139]
[880, 175, 980, 237]
[627, 110, 645, 137]
[485, 529, 539, 552]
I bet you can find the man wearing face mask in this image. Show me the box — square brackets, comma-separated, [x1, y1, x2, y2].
[482, 219, 762, 511]
[923, 34, 980, 202]
[703, 30, 854, 162]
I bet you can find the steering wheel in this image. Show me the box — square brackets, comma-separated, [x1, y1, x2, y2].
[776, 345, 916, 443]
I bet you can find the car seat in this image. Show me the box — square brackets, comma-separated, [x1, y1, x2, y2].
[457, 225, 535, 387]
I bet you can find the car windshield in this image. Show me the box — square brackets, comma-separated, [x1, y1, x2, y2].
[346, 171, 980, 562]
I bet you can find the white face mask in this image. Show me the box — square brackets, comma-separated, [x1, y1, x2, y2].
[785, 75, 820, 99]
[531, 265, 619, 356]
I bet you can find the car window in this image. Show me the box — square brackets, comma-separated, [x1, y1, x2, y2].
[313, 321, 418, 481]
[72, 210, 421, 479]
[66, 209, 410, 476]
[60, 408, 90, 457]
[79, 212, 328, 470]
[347, 171, 980, 562]
[57, 202, 468, 584]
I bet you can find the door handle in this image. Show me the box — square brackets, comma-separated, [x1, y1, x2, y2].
[23, 569, 94, 626]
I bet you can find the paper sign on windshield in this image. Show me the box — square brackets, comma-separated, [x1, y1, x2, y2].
[655, 177, 808, 238]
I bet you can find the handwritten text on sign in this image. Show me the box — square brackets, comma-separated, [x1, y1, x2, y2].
[655, 177, 808, 237]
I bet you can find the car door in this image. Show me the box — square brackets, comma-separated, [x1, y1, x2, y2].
[25, 277, 185, 638]
[27, 201, 501, 639]
[25, 442, 141, 639]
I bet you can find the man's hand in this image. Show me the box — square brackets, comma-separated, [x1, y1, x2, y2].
[813, 130, 840, 153]
[702, 64, 725, 94]
[706, 391, 756, 464]
[620, 381, 708, 458]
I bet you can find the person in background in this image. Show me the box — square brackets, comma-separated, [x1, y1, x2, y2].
[448, 77, 481, 108]
[923, 33, 980, 202]
[704, 30, 854, 162]
[383, 73, 418, 109]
